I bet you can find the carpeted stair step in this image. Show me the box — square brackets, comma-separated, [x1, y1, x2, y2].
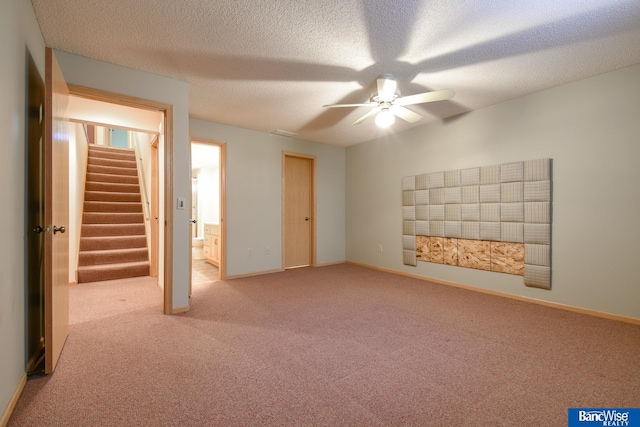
[84, 201, 143, 213]
[77, 261, 150, 283]
[80, 235, 147, 251]
[79, 247, 148, 266]
[87, 164, 138, 176]
[84, 190, 141, 203]
[89, 146, 135, 160]
[79, 145, 150, 284]
[88, 156, 137, 169]
[86, 172, 139, 185]
[83, 212, 144, 224]
[81, 223, 146, 237]
[85, 181, 140, 193]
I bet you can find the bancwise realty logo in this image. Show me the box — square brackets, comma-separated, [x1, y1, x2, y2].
[568, 408, 640, 427]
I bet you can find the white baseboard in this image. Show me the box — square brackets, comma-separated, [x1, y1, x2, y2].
[313, 260, 346, 267]
[170, 305, 190, 314]
[346, 261, 640, 326]
[225, 268, 285, 280]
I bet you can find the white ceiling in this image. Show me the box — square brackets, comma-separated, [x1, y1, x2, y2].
[68, 96, 163, 134]
[31, 0, 640, 147]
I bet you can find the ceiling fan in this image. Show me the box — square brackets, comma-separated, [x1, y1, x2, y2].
[323, 74, 455, 127]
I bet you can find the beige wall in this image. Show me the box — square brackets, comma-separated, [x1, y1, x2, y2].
[0, 0, 46, 419]
[54, 51, 191, 309]
[1, 0, 636, 419]
[346, 63, 640, 319]
[189, 119, 346, 277]
[69, 123, 89, 283]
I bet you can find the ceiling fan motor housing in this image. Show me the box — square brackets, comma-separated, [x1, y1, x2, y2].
[370, 90, 400, 104]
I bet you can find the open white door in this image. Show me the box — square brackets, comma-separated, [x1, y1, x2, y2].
[44, 47, 70, 373]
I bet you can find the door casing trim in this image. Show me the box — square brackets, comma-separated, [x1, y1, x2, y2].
[67, 84, 175, 314]
[190, 137, 227, 280]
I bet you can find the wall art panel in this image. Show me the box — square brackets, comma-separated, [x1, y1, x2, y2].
[415, 174, 428, 190]
[461, 167, 480, 186]
[403, 206, 416, 221]
[415, 205, 429, 221]
[461, 185, 480, 203]
[461, 204, 480, 221]
[415, 220, 430, 236]
[403, 250, 417, 266]
[402, 176, 416, 191]
[480, 165, 501, 184]
[428, 172, 444, 189]
[415, 189, 430, 205]
[403, 159, 552, 289]
[445, 170, 461, 187]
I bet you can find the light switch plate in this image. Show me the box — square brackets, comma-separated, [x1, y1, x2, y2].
[177, 197, 186, 210]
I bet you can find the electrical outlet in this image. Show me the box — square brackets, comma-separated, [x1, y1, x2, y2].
[247, 248, 253, 256]
[265, 247, 270, 255]
[378, 244, 383, 253]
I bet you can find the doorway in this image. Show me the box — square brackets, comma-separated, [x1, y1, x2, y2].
[190, 139, 225, 287]
[282, 152, 316, 269]
[26, 51, 46, 373]
[66, 85, 175, 314]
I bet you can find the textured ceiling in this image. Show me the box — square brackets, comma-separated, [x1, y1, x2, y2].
[31, 0, 640, 147]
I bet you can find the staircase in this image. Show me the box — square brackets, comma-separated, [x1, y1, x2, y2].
[77, 145, 150, 283]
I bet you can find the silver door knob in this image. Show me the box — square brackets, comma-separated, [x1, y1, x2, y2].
[53, 225, 66, 234]
[189, 219, 197, 224]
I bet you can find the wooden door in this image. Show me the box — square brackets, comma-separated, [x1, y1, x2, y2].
[44, 48, 70, 374]
[283, 154, 314, 268]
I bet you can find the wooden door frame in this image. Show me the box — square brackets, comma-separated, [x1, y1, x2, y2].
[190, 137, 227, 280]
[281, 151, 316, 269]
[150, 136, 159, 277]
[67, 84, 175, 314]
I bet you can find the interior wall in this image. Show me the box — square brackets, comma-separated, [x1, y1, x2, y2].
[0, 0, 46, 419]
[54, 51, 191, 309]
[189, 119, 346, 277]
[133, 131, 153, 253]
[195, 167, 218, 232]
[346, 63, 640, 320]
[69, 123, 89, 283]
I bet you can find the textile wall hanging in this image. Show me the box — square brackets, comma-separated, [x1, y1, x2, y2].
[402, 159, 552, 289]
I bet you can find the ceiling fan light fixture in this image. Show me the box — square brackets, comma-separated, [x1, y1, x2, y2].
[323, 74, 454, 127]
[375, 109, 395, 128]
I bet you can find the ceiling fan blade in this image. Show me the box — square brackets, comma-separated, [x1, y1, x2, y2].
[323, 102, 376, 108]
[390, 105, 422, 123]
[352, 107, 381, 125]
[395, 88, 455, 106]
[377, 76, 397, 102]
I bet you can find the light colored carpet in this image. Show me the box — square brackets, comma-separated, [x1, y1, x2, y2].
[9, 264, 640, 426]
